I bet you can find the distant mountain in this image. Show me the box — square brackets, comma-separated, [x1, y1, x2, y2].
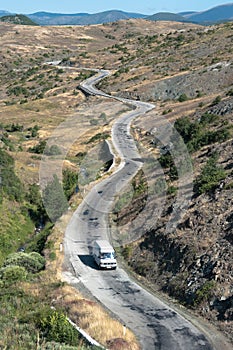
[185, 3, 233, 23]
[0, 14, 38, 25]
[146, 12, 187, 23]
[28, 10, 146, 25]
[0, 10, 12, 17]
[1, 3, 233, 26]
[31, 11, 89, 17]
[179, 11, 197, 17]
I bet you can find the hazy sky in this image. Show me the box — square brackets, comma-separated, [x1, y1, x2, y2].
[1, 1, 232, 15]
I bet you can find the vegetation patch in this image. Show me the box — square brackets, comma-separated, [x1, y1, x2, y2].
[195, 153, 226, 194]
[174, 114, 231, 153]
[86, 132, 110, 144]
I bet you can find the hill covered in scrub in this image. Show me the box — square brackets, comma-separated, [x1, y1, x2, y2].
[0, 14, 37, 25]
[0, 16, 232, 348]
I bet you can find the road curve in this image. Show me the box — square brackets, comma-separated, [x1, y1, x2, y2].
[64, 70, 214, 350]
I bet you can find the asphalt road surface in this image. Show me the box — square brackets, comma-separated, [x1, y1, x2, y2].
[64, 70, 214, 350]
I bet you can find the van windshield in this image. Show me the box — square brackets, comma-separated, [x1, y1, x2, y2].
[101, 252, 115, 259]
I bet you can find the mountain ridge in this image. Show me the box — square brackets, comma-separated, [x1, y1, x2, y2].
[28, 9, 146, 25]
[185, 3, 233, 23]
[0, 3, 233, 25]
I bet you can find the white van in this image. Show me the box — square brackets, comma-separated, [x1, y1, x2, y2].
[93, 240, 117, 269]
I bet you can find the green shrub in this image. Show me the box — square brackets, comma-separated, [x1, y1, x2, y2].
[29, 140, 46, 154]
[0, 148, 24, 201]
[167, 186, 178, 196]
[194, 280, 216, 305]
[29, 124, 40, 137]
[6, 123, 23, 132]
[0, 265, 27, 284]
[29, 252, 46, 266]
[36, 308, 80, 346]
[26, 183, 42, 206]
[3, 252, 45, 273]
[158, 153, 178, 180]
[26, 224, 53, 254]
[174, 116, 200, 144]
[158, 153, 173, 168]
[178, 93, 189, 102]
[200, 113, 219, 126]
[63, 169, 79, 200]
[174, 115, 230, 153]
[195, 154, 226, 194]
[86, 132, 110, 144]
[27, 183, 48, 224]
[7, 85, 29, 97]
[211, 95, 221, 105]
[187, 129, 230, 152]
[49, 252, 56, 261]
[162, 108, 172, 115]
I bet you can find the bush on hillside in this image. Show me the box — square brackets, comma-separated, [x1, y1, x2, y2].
[3, 252, 45, 273]
[0, 148, 24, 201]
[36, 308, 80, 346]
[195, 153, 226, 194]
[26, 183, 48, 224]
[63, 169, 79, 200]
[0, 265, 27, 284]
[29, 140, 46, 154]
[174, 115, 230, 153]
[26, 224, 53, 254]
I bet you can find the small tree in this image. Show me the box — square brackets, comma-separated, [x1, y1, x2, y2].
[211, 95, 221, 105]
[178, 93, 188, 102]
[63, 169, 78, 200]
[30, 125, 40, 137]
[195, 154, 226, 195]
[29, 140, 46, 154]
[0, 148, 24, 201]
[27, 184, 48, 224]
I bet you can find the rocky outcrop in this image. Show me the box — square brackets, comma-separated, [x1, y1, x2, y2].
[119, 108, 233, 342]
[207, 96, 233, 116]
[114, 63, 233, 102]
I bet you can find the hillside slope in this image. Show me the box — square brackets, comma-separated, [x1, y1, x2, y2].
[187, 3, 233, 23]
[0, 14, 37, 25]
[0, 18, 232, 348]
[146, 12, 187, 22]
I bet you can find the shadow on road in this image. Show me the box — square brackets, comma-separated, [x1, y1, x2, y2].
[78, 254, 99, 270]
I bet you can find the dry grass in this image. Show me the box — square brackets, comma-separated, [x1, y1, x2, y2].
[52, 285, 139, 349]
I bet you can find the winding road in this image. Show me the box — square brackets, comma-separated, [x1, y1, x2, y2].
[64, 70, 214, 349]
